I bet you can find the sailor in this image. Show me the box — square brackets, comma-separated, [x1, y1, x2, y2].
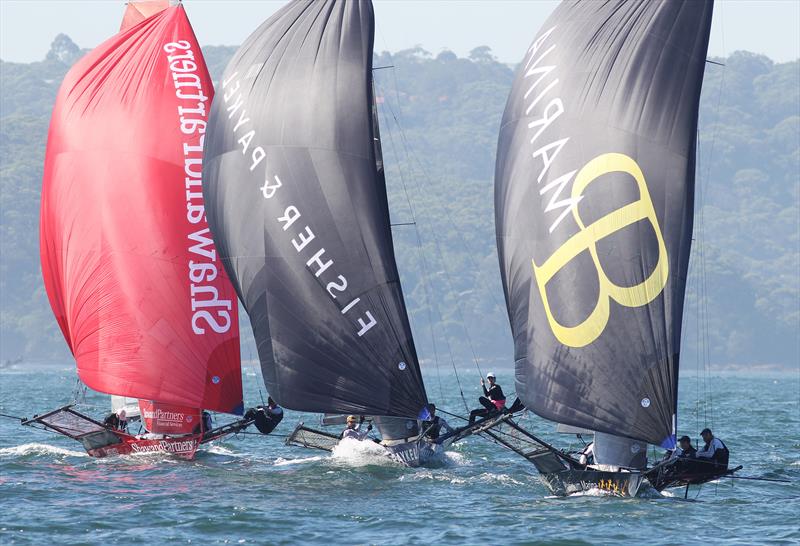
[341, 414, 371, 440]
[696, 428, 729, 469]
[677, 435, 697, 458]
[422, 404, 453, 440]
[662, 435, 697, 461]
[262, 397, 284, 433]
[103, 408, 127, 431]
[468, 372, 506, 424]
[579, 442, 594, 466]
[202, 411, 213, 433]
[244, 398, 284, 435]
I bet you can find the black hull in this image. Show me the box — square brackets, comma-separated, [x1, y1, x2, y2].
[539, 468, 645, 497]
[475, 416, 646, 497]
[646, 459, 741, 491]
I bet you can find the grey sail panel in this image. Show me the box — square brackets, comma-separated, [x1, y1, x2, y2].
[202, 0, 427, 418]
[593, 432, 647, 470]
[494, 0, 713, 447]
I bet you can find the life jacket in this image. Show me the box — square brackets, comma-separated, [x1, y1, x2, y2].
[492, 399, 506, 411]
[712, 439, 729, 468]
[424, 416, 442, 439]
[103, 413, 119, 429]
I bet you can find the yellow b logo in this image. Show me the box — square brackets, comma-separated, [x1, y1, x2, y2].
[532, 153, 669, 348]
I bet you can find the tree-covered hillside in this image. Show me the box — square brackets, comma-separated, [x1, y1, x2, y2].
[1, 35, 797, 370]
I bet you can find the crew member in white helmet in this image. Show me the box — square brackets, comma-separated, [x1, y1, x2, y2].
[468, 372, 506, 424]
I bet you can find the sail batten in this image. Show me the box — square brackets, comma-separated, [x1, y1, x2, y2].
[203, 0, 427, 418]
[495, 0, 713, 447]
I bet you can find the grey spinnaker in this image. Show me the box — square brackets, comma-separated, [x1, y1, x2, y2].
[202, 0, 428, 418]
[494, 0, 713, 448]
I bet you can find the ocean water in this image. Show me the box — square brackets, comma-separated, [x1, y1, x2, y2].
[0, 367, 798, 545]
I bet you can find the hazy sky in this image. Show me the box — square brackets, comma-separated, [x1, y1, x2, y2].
[1, 0, 798, 64]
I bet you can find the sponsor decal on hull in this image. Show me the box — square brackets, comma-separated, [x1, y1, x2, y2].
[88, 435, 201, 460]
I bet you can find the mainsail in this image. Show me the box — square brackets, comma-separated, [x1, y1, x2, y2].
[494, 0, 713, 447]
[40, 4, 243, 414]
[203, 0, 427, 418]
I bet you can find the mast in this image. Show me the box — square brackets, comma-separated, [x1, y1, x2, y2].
[494, 0, 714, 448]
[202, 0, 428, 419]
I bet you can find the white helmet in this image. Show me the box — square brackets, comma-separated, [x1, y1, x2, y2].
[486, 372, 496, 379]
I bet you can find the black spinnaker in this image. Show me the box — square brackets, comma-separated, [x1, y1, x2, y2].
[202, 0, 428, 419]
[495, 0, 714, 449]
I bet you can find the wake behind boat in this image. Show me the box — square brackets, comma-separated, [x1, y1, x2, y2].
[285, 406, 487, 467]
[21, 1, 280, 459]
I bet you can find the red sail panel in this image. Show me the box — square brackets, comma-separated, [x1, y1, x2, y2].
[120, 1, 170, 32]
[139, 400, 202, 434]
[40, 5, 243, 414]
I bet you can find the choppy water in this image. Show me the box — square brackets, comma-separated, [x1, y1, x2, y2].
[1, 367, 798, 545]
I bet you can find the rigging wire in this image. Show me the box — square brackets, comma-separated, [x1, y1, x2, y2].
[696, 10, 728, 430]
[688, 5, 728, 435]
[370, 45, 508, 386]
[371, 25, 467, 412]
[377, 84, 486, 382]
[370, 31, 448, 401]
[372, 66, 481, 410]
[71, 379, 87, 406]
[374, 76, 452, 407]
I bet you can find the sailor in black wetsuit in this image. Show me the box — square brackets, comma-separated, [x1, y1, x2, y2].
[422, 404, 453, 440]
[676, 435, 697, 458]
[193, 411, 214, 435]
[244, 398, 284, 435]
[662, 435, 698, 472]
[468, 372, 506, 424]
[103, 409, 127, 432]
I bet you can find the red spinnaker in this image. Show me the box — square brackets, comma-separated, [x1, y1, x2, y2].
[40, 5, 243, 414]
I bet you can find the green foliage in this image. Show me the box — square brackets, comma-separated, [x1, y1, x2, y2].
[0, 37, 797, 369]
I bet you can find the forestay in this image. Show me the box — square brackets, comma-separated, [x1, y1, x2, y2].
[494, 0, 713, 447]
[202, 0, 427, 418]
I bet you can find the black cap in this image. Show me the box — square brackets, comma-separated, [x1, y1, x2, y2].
[700, 428, 712, 436]
[678, 435, 691, 443]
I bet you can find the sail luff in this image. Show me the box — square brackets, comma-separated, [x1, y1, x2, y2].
[494, 0, 713, 447]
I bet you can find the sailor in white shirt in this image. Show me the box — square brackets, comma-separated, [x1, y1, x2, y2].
[341, 414, 371, 440]
[696, 428, 729, 468]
